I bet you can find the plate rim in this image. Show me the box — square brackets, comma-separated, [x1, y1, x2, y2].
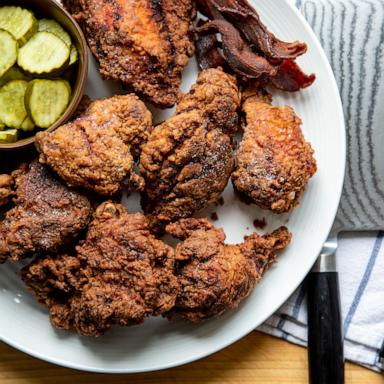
[0, 0, 346, 373]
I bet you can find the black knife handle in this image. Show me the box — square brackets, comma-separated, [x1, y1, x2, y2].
[307, 272, 344, 384]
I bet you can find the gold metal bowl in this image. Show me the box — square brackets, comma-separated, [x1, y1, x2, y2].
[0, 0, 88, 151]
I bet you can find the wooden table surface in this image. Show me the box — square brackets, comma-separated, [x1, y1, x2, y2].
[0, 332, 382, 384]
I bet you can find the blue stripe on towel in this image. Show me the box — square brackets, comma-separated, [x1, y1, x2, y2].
[343, 231, 384, 333]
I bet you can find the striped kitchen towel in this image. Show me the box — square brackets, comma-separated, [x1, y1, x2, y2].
[259, 0, 384, 372]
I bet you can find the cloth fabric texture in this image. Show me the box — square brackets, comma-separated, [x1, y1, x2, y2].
[259, 0, 384, 372]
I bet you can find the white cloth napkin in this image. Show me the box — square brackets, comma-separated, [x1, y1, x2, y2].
[259, 0, 384, 372]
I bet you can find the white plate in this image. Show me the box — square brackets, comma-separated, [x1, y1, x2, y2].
[0, 0, 345, 373]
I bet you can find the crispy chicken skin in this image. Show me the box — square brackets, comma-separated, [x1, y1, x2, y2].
[0, 161, 92, 264]
[36, 95, 152, 196]
[232, 87, 317, 213]
[22, 202, 179, 336]
[166, 218, 291, 322]
[0, 174, 14, 207]
[140, 68, 240, 233]
[176, 68, 240, 135]
[63, 0, 195, 108]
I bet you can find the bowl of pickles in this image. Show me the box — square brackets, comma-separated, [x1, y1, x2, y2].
[0, 0, 88, 150]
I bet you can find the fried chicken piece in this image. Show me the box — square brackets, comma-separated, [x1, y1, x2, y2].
[0, 174, 14, 207]
[63, 0, 195, 108]
[21, 254, 83, 329]
[232, 87, 317, 213]
[84, 95, 153, 159]
[166, 218, 291, 322]
[140, 68, 240, 233]
[36, 94, 152, 196]
[0, 161, 92, 264]
[176, 67, 240, 135]
[22, 202, 179, 336]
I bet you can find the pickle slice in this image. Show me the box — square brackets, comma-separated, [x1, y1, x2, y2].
[0, 129, 18, 143]
[0, 66, 29, 87]
[69, 44, 78, 66]
[38, 19, 72, 47]
[0, 80, 28, 128]
[18, 32, 70, 76]
[25, 79, 71, 128]
[0, 6, 37, 45]
[0, 30, 18, 77]
[20, 116, 34, 131]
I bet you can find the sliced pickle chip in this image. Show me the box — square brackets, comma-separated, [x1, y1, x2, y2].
[0, 6, 37, 45]
[18, 32, 70, 76]
[0, 129, 18, 143]
[0, 30, 18, 77]
[25, 79, 71, 128]
[0, 80, 28, 128]
[38, 19, 72, 47]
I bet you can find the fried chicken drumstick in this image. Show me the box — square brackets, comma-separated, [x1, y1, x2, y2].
[0, 161, 92, 264]
[63, 0, 195, 108]
[22, 202, 179, 336]
[36, 94, 152, 196]
[166, 218, 291, 322]
[232, 86, 317, 213]
[140, 68, 240, 233]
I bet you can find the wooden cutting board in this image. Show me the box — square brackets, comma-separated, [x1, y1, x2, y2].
[0, 332, 381, 384]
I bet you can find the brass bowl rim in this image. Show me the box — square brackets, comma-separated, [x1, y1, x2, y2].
[0, 0, 88, 151]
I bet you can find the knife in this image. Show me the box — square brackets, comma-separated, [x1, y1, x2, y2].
[307, 231, 344, 384]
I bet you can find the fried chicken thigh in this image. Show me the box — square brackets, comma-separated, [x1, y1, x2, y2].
[63, 0, 195, 108]
[0, 161, 92, 264]
[22, 202, 179, 336]
[232, 87, 317, 213]
[36, 95, 152, 196]
[166, 218, 291, 322]
[140, 68, 240, 233]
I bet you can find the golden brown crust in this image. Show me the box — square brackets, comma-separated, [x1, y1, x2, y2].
[140, 68, 240, 233]
[84, 94, 153, 159]
[22, 202, 179, 336]
[166, 218, 291, 322]
[232, 89, 317, 213]
[36, 95, 151, 196]
[63, 0, 195, 108]
[176, 68, 241, 134]
[0, 161, 92, 264]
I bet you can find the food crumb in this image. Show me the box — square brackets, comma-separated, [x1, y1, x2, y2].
[210, 212, 219, 221]
[253, 217, 267, 229]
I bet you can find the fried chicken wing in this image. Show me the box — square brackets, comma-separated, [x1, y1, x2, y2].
[0, 161, 92, 264]
[63, 0, 195, 108]
[140, 68, 240, 233]
[36, 94, 152, 196]
[22, 202, 179, 336]
[166, 218, 291, 322]
[232, 87, 317, 213]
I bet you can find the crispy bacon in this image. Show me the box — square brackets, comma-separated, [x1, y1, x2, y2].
[271, 59, 316, 92]
[209, 0, 307, 61]
[195, 20, 277, 78]
[195, 20, 227, 70]
[194, 0, 315, 91]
